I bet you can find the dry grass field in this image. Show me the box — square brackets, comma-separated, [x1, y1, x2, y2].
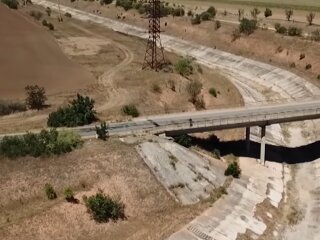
[0, 138, 210, 240]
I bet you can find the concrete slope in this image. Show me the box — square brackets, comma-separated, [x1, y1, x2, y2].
[34, 0, 320, 147]
[0, 3, 94, 99]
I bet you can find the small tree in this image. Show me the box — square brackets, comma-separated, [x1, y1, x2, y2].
[64, 187, 76, 202]
[95, 121, 109, 140]
[25, 85, 47, 110]
[224, 162, 241, 178]
[285, 9, 293, 21]
[238, 8, 244, 21]
[264, 8, 272, 18]
[306, 12, 315, 25]
[207, 6, 216, 19]
[44, 183, 57, 200]
[250, 8, 260, 19]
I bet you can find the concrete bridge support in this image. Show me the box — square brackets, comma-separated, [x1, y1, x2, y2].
[245, 127, 250, 153]
[260, 125, 266, 165]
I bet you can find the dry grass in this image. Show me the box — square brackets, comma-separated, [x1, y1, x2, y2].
[0, 138, 210, 240]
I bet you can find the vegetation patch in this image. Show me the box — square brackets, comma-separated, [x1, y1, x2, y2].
[121, 104, 139, 117]
[0, 101, 26, 116]
[44, 183, 57, 200]
[48, 94, 97, 127]
[174, 134, 192, 148]
[0, 129, 82, 158]
[95, 122, 109, 141]
[84, 190, 125, 223]
[224, 161, 241, 178]
[174, 57, 193, 77]
[239, 18, 257, 35]
[1, 0, 18, 9]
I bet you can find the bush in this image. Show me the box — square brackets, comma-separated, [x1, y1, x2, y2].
[207, 6, 216, 19]
[47, 23, 54, 31]
[250, 7, 260, 19]
[84, 190, 125, 222]
[1, 0, 18, 9]
[288, 26, 302, 36]
[187, 10, 193, 17]
[29, 10, 43, 21]
[0, 101, 26, 116]
[121, 104, 139, 117]
[224, 162, 241, 178]
[25, 85, 47, 110]
[174, 57, 193, 77]
[209, 87, 217, 97]
[275, 23, 287, 34]
[264, 8, 272, 18]
[172, 7, 184, 17]
[100, 0, 113, 5]
[95, 121, 109, 140]
[65, 12, 72, 18]
[44, 183, 57, 200]
[239, 18, 257, 35]
[116, 0, 134, 11]
[191, 14, 201, 25]
[64, 187, 76, 202]
[151, 83, 162, 93]
[42, 19, 48, 26]
[187, 80, 202, 104]
[48, 94, 96, 127]
[46, 7, 51, 16]
[305, 64, 312, 70]
[174, 134, 192, 148]
[200, 11, 212, 21]
[299, 53, 305, 60]
[215, 20, 221, 30]
[0, 129, 82, 158]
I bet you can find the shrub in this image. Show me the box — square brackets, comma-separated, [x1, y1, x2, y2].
[151, 83, 162, 93]
[48, 94, 96, 127]
[172, 7, 184, 17]
[0, 129, 82, 158]
[48, 23, 54, 31]
[305, 64, 312, 70]
[95, 121, 109, 140]
[191, 14, 201, 25]
[239, 18, 257, 35]
[85, 190, 125, 222]
[299, 53, 305, 60]
[44, 183, 57, 200]
[285, 9, 293, 21]
[29, 10, 43, 21]
[116, 0, 134, 11]
[200, 11, 212, 21]
[25, 85, 47, 110]
[46, 7, 51, 16]
[0, 101, 26, 116]
[1, 0, 18, 9]
[186, 80, 202, 104]
[65, 12, 72, 18]
[100, 0, 113, 5]
[275, 23, 287, 34]
[207, 6, 216, 19]
[42, 19, 48, 26]
[187, 10, 193, 17]
[174, 57, 193, 77]
[224, 161, 241, 178]
[306, 12, 315, 25]
[212, 148, 221, 159]
[64, 187, 76, 202]
[288, 26, 302, 36]
[209, 87, 217, 97]
[264, 8, 272, 18]
[174, 134, 192, 148]
[121, 104, 139, 117]
[215, 20, 221, 30]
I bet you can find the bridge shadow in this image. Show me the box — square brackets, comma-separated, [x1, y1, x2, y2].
[190, 135, 320, 164]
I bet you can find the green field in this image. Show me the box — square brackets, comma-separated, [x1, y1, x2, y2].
[177, 0, 320, 11]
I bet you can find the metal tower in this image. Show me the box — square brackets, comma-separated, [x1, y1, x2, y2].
[143, 0, 165, 71]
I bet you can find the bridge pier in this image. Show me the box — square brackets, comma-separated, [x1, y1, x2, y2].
[260, 125, 266, 165]
[245, 127, 250, 153]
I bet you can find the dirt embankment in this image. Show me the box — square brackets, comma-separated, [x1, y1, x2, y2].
[0, 3, 94, 100]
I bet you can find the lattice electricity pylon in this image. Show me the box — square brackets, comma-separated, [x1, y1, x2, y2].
[142, 0, 165, 71]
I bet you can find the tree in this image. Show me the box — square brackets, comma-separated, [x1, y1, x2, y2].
[46, 7, 51, 16]
[250, 8, 260, 19]
[239, 18, 257, 35]
[264, 8, 272, 18]
[238, 8, 244, 21]
[285, 9, 293, 21]
[95, 122, 109, 140]
[306, 12, 315, 25]
[207, 6, 216, 19]
[25, 85, 47, 110]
